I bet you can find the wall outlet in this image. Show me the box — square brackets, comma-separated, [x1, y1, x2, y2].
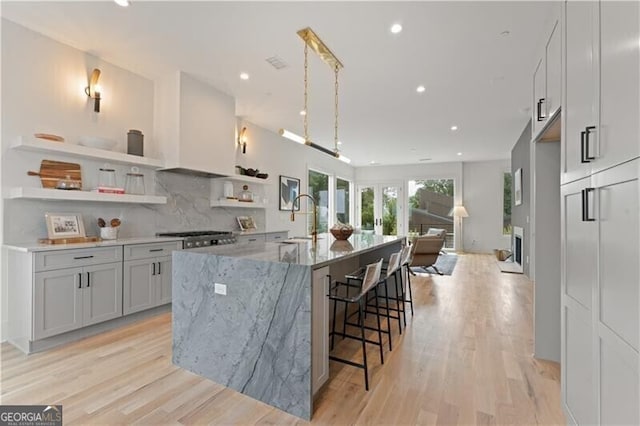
[526, 256, 529, 264]
[214, 283, 227, 295]
[526, 215, 530, 223]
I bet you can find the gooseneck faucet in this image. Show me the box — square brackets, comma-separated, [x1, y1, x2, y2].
[290, 193, 318, 244]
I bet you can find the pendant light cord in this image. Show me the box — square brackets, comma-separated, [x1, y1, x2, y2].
[303, 42, 309, 144]
[334, 64, 339, 155]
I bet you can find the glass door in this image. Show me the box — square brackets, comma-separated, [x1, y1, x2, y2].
[357, 184, 401, 236]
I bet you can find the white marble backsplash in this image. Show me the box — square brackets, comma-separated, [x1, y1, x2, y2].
[4, 172, 266, 243]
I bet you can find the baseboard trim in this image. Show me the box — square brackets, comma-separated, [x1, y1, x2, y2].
[8, 304, 171, 354]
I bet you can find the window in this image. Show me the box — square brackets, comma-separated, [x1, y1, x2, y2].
[503, 172, 512, 234]
[336, 178, 351, 224]
[308, 169, 329, 234]
[408, 179, 454, 248]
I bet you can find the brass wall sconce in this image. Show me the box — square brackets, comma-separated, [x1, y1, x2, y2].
[238, 126, 247, 154]
[85, 68, 102, 113]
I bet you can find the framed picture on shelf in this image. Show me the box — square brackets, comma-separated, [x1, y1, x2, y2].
[514, 168, 523, 206]
[279, 175, 300, 211]
[237, 216, 257, 231]
[45, 213, 86, 239]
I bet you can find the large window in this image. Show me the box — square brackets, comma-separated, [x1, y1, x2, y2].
[336, 178, 351, 224]
[308, 169, 329, 234]
[408, 179, 454, 248]
[503, 172, 512, 234]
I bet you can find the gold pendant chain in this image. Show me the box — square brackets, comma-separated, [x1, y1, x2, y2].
[303, 43, 309, 144]
[334, 64, 339, 155]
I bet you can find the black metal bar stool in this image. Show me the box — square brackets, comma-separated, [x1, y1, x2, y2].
[400, 244, 415, 316]
[328, 258, 384, 391]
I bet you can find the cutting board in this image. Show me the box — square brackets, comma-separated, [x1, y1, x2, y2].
[27, 160, 82, 189]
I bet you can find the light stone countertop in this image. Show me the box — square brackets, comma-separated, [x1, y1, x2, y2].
[233, 230, 289, 236]
[3, 236, 184, 253]
[185, 232, 405, 269]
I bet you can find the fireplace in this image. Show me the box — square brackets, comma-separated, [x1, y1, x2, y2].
[513, 226, 524, 273]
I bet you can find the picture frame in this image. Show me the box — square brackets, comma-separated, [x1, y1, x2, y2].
[279, 175, 301, 211]
[514, 168, 523, 206]
[45, 213, 86, 239]
[237, 216, 257, 231]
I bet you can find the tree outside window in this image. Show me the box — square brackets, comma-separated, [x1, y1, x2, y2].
[336, 178, 350, 224]
[308, 170, 329, 233]
[503, 172, 512, 234]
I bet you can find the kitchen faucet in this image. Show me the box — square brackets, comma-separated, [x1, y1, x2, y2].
[290, 193, 318, 244]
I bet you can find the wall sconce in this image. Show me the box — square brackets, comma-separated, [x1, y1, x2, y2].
[85, 68, 101, 113]
[238, 126, 247, 154]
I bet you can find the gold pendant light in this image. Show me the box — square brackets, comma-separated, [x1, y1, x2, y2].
[279, 27, 351, 164]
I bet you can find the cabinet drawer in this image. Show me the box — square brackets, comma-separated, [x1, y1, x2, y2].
[265, 232, 288, 242]
[124, 241, 182, 261]
[236, 235, 265, 245]
[35, 246, 123, 272]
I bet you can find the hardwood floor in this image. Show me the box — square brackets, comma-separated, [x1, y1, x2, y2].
[0, 254, 565, 425]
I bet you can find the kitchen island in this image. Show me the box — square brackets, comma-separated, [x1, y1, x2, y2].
[171, 233, 404, 420]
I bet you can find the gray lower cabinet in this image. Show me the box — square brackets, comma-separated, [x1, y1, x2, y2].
[123, 256, 172, 314]
[122, 241, 180, 314]
[34, 261, 122, 340]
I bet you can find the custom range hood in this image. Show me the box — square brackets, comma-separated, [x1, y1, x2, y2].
[154, 71, 237, 178]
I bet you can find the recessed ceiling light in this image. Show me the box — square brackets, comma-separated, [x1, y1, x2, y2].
[450, 125, 458, 131]
[390, 23, 403, 34]
[370, 160, 378, 165]
[239, 72, 250, 80]
[299, 110, 306, 116]
[114, 0, 129, 6]
[457, 152, 463, 156]
[337, 141, 342, 145]
[416, 85, 426, 93]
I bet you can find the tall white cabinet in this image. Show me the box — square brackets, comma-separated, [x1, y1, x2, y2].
[561, 1, 640, 424]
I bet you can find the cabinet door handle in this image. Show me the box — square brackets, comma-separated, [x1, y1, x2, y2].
[152, 262, 156, 276]
[157, 262, 161, 275]
[536, 98, 546, 121]
[584, 126, 596, 161]
[248, 238, 257, 242]
[78, 273, 82, 289]
[581, 188, 596, 222]
[149, 248, 164, 252]
[86, 272, 91, 287]
[74, 255, 94, 260]
[580, 130, 589, 163]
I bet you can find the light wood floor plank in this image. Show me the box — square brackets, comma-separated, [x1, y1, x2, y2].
[0, 254, 565, 425]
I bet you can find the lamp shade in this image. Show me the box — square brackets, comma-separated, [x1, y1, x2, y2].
[449, 205, 469, 218]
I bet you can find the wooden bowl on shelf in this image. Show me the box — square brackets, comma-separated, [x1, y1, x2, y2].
[330, 228, 353, 240]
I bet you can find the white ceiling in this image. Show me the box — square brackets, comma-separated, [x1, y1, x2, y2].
[1, 1, 554, 167]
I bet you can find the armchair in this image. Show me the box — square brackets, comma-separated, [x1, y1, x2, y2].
[409, 228, 447, 275]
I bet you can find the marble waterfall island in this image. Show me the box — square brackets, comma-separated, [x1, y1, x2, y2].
[172, 233, 404, 420]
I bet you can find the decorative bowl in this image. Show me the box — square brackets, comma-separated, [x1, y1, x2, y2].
[330, 228, 353, 241]
[256, 173, 269, 179]
[245, 168, 258, 177]
[78, 136, 117, 150]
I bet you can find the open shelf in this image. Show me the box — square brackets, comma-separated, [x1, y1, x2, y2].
[210, 200, 267, 208]
[6, 187, 167, 204]
[12, 137, 165, 168]
[212, 174, 272, 185]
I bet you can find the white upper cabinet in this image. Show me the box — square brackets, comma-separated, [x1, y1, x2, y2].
[533, 57, 546, 136]
[563, 0, 599, 184]
[563, 0, 639, 184]
[532, 14, 562, 140]
[155, 72, 236, 176]
[545, 21, 562, 121]
[597, 1, 640, 173]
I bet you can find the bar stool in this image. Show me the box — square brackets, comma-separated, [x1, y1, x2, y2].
[367, 251, 404, 344]
[328, 258, 384, 391]
[400, 244, 415, 316]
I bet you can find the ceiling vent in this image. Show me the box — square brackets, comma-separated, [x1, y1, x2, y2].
[419, 158, 432, 162]
[265, 55, 288, 70]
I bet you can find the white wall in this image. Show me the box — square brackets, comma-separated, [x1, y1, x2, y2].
[235, 120, 355, 236]
[463, 160, 512, 253]
[355, 160, 510, 253]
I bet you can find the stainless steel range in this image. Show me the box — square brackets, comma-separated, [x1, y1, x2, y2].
[156, 230, 236, 249]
